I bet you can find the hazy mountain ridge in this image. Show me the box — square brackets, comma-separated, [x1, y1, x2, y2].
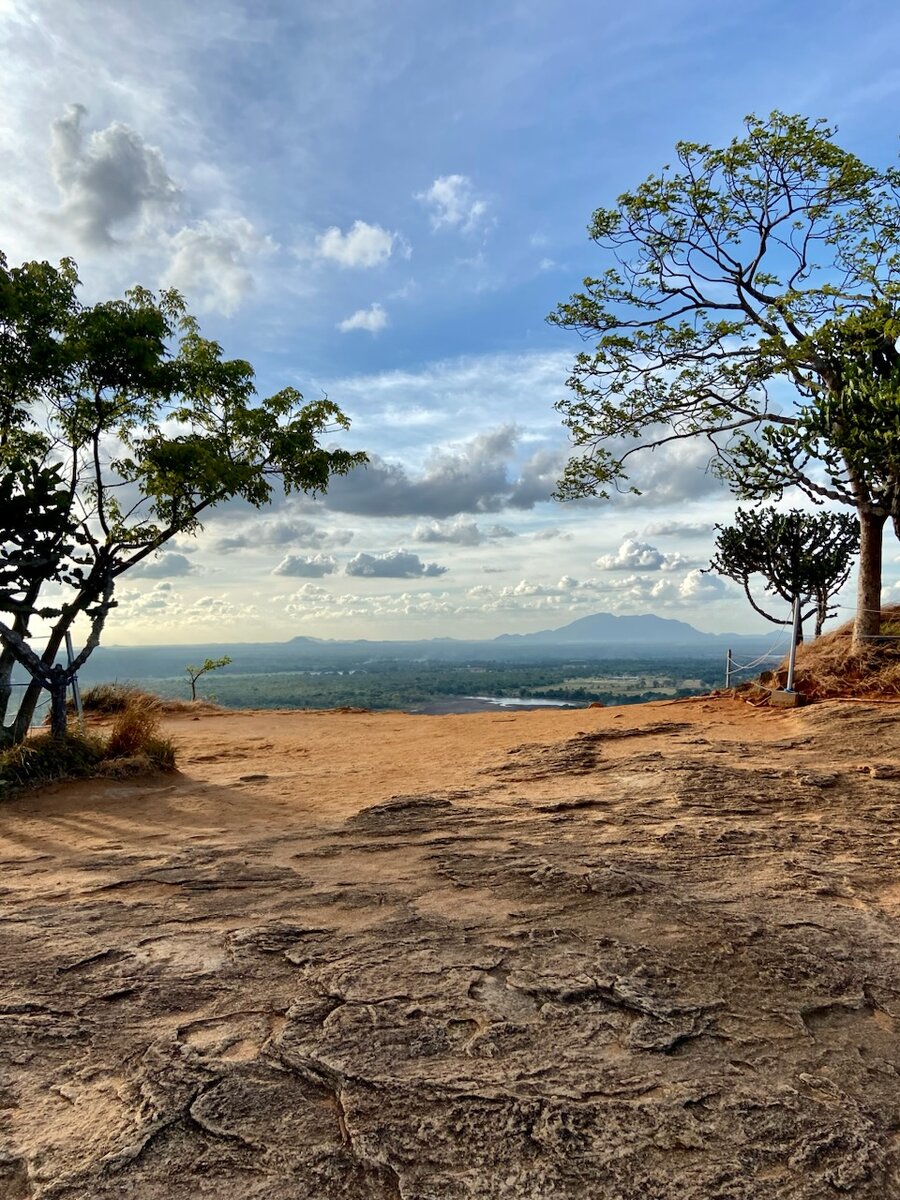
[68, 612, 768, 687]
[494, 611, 737, 645]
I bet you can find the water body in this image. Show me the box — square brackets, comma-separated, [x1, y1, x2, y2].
[412, 695, 582, 715]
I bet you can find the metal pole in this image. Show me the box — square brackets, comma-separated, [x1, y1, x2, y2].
[65, 631, 84, 724]
[785, 596, 802, 692]
[725, 648, 732, 689]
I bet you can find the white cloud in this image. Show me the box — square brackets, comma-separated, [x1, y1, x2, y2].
[283, 583, 460, 622]
[315, 220, 398, 268]
[49, 103, 180, 247]
[111, 582, 258, 630]
[338, 302, 388, 333]
[413, 517, 514, 546]
[619, 439, 727, 507]
[162, 215, 276, 316]
[416, 174, 488, 232]
[272, 554, 337, 578]
[129, 552, 196, 578]
[345, 549, 447, 578]
[596, 568, 733, 612]
[596, 538, 689, 572]
[643, 519, 715, 538]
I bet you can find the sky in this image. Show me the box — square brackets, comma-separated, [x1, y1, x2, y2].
[3, 0, 900, 645]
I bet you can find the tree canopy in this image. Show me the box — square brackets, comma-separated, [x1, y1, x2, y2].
[709, 507, 859, 640]
[0, 252, 366, 744]
[550, 112, 900, 644]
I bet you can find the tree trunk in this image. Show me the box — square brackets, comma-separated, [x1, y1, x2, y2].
[48, 669, 68, 741]
[853, 509, 886, 647]
[815, 595, 827, 639]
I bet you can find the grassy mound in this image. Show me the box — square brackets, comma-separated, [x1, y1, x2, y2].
[1, 694, 177, 797]
[74, 682, 223, 716]
[754, 605, 900, 701]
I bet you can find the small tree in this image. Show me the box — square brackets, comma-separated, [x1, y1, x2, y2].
[185, 655, 232, 702]
[709, 508, 859, 640]
[0, 253, 366, 745]
[550, 112, 900, 646]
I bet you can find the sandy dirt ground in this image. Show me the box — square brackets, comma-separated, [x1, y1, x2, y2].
[2, 696, 900, 1198]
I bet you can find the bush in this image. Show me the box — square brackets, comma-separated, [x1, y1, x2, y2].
[0, 732, 105, 795]
[2, 695, 176, 796]
[73, 682, 162, 715]
[103, 698, 176, 775]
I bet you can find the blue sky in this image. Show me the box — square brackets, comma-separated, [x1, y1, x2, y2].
[3, 0, 900, 643]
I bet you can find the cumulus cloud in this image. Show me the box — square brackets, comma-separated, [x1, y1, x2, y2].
[416, 174, 488, 232]
[112, 582, 258, 629]
[676, 569, 729, 601]
[345, 550, 447, 578]
[596, 538, 689, 572]
[283, 583, 460, 622]
[162, 216, 276, 315]
[532, 527, 572, 542]
[643, 519, 715, 538]
[322, 426, 557, 518]
[315, 220, 398, 268]
[49, 104, 180, 247]
[468, 575, 607, 612]
[596, 568, 733, 612]
[338, 302, 388, 333]
[413, 517, 515, 546]
[214, 518, 352, 553]
[507, 447, 567, 509]
[272, 554, 337, 578]
[620, 439, 726, 507]
[129, 552, 196, 578]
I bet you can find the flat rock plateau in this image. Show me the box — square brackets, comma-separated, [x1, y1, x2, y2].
[3, 697, 900, 1199]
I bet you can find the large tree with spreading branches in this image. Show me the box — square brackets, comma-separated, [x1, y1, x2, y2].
[0, 253, 366, 745]
[550, 112, 900, 646]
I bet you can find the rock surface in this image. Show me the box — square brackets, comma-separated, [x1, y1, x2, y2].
[2, 698, 900, 1198]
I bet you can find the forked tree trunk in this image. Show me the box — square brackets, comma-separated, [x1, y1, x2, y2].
[853, 509, 886, 648]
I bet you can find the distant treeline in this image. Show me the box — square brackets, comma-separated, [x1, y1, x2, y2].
[134, 658, 722, 711]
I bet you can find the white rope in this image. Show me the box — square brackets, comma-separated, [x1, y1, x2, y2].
[728, 626, 791, 676]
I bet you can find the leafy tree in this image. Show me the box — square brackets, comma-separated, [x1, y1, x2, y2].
[709, 507, 859, 640]
[185, 655, 232, 702]
[549, 112, 900, 646]
[0, 252, 366, 744]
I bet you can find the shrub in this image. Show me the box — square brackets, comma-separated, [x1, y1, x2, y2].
[74, 682, 162, 715]
[2, 695, 176, 796]
[102, 697, 176, 774]
[0, 732, 104, 795]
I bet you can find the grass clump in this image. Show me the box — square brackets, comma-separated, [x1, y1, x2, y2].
[74, 682, 162, 715]
[2, 694, 176, 797]
[104, 699, 176, 775]
[72, 682, 222, 717]
[750, 604, 900, 701]
[0, 731, 105, 795]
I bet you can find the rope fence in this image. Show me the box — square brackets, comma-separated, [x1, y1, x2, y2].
[725, 603, 900, 690]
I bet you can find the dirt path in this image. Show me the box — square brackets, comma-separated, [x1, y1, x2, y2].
[2, 697, 900, 1198]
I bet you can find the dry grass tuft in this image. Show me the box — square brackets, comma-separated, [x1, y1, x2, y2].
[750, 604, 900, 701]
[3, 694, 177, 797]
[106, 698, 165, 757]
[76, 682, 162, 715]
[71, 683, 223, 719]
[0, 732, 105, 796]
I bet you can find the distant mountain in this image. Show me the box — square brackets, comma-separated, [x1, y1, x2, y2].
[495, 611, 728, 646]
